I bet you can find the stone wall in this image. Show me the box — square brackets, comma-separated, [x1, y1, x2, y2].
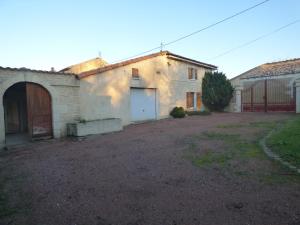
[0, 69, 80, 147]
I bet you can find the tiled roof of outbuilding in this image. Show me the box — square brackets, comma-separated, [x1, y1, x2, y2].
[233, 58, 300, 80]
[0, 66, 78, 77]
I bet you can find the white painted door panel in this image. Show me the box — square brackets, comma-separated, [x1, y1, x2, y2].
[130, 88, 156, 121]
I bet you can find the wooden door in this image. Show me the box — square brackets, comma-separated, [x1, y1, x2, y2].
[26, 83, 52, 138]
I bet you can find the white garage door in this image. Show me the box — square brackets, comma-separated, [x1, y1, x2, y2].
[130, 88, 156, 121]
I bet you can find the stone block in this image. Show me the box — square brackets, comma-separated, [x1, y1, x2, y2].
[67, 118, 123, 137]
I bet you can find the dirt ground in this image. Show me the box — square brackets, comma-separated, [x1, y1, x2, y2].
[0, 113, 299, 225]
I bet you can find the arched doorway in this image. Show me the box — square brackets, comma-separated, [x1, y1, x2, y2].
[3, 82, 53, 145]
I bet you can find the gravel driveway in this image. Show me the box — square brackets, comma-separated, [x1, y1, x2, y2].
[0, 113, 299, 225]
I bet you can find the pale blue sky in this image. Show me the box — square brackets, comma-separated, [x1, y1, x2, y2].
[0, 0, 299, 78]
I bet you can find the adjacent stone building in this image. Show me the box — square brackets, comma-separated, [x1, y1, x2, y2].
[230, 58, 300, 113]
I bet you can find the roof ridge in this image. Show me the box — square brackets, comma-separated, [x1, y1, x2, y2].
[0, 66, 77, 76]
[60, 57, 108, 72]
[79, 51, 217, 79]
[264, 58, 300, 65]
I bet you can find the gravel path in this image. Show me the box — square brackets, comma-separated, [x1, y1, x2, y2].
[0, 113, 299, 225]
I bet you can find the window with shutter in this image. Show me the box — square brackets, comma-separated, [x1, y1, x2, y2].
[188, 68, 197, 80]
[132, 68, 139, 79]
[188, 68, 193, 79]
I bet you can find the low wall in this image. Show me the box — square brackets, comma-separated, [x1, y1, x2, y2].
[67, 118, 122, 137]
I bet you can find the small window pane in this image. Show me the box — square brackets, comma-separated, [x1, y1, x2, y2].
[188, 68, 193, 79]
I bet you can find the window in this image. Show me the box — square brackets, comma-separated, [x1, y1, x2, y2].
[188, 68, 198, 80]
[132, 68, 139, 79]
[187, 92, 202, 110]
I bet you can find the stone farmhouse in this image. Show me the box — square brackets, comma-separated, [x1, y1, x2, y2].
[0, 51, 217, 147]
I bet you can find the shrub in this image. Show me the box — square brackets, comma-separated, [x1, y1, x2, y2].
[170, 107, 185, 118]
[202, 71, 234, 111]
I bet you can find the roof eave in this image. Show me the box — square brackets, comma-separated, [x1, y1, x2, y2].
[166, 54, 217, 70]
[79, 51, 217, 79]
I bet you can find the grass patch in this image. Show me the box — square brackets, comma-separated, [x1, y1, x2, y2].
[184, 119, 300, 184]
[200, 131, 240, 141]
[249, 121, 277, 129]
[237, 142, 265, 158]
[187, 131, 265, 168]
[217, 124, 246, 129]
[266, 116, 300, 168]
[217, 121, 277, 129]
[191, 151, 233, 167]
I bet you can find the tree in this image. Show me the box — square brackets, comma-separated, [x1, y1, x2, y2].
[202, 71, 234, 111]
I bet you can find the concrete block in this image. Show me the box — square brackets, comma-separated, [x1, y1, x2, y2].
[67, 118, 123, 137]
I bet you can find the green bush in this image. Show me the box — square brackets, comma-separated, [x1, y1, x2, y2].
[170, 107, 185, 118]
[202, 71, 234, 111]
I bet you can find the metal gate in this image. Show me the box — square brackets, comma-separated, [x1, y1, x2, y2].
[242, 78, 296, 112]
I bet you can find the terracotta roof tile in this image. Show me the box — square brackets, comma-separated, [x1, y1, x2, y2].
[235, 58, 300, 80]
[0, 66, 78, 77]
[79, 51, 217, 79]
